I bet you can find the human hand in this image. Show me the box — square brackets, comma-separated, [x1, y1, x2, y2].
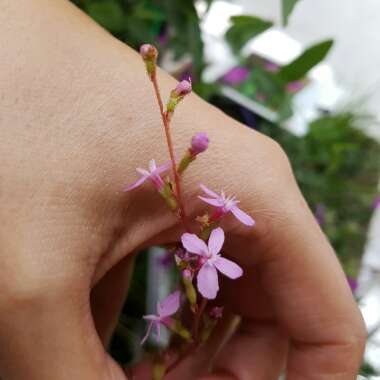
[0, 1, 365, 379]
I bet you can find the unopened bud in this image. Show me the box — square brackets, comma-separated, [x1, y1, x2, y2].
[190, 132, 209, 156]
[209, 306, 223, 320]
[140, 44, 158, 61]
[182, 269, 193, 281]
[175, 79, 192, 96]
[166, 79, 192, 118]
[139, 44, 158, 79]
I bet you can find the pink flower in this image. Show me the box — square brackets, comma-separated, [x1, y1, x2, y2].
[209, 306, 223, 319]
[191, 132, 209, 155]
[175, 79, 192, 96]
[181, 228, 243, 299]
[198, 184, 255, 227]
[141, 291, 181, 344]
[124, 159, 170, 192]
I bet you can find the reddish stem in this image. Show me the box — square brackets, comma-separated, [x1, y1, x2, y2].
[150, 73, 189, 231]
[165, 298, 208, 376]
[193, 297, 207, 342]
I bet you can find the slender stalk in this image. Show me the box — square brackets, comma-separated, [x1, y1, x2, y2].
[150, 73, 189, 230]
[193, 297, 207, 342]
[165, 298, 208, 376]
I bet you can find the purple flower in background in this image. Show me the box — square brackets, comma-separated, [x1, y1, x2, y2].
[157, 250, 174, 269]
[373, 196, 380, 209]
[181, 228, 243, 299]
[286, 81, 305, 93]
[315, 204, 326, 226]
[347, 276, 358, 294]
[157, 27, 169, 46]
[124, 159, 170, 192]
[264, 61, 280, 72]
[199, 184, 255, 226]
[141, 291, 180, 344]
[223, 66, 250, 85]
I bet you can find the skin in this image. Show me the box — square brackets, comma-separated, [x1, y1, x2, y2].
[0, 0, 366, 379]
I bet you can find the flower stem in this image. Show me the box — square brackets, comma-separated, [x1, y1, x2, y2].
[193, 297, 207, 342]
[150, 72, 189, 231]
[164, 297, 208, 377]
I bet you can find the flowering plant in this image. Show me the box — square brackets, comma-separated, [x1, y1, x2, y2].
[124, 44, 255, 379]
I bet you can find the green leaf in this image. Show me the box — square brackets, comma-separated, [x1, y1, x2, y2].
[85, 0, 125, 33]
[282, 0, 302, 26]
[225, 15, 273, 53]
[278, 40, 334, 82]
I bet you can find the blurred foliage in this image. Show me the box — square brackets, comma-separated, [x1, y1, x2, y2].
[225, 15, 273, 53]
[260, 113, 380, 277]
[282, 0, 302, 26]
[278, 39, 334, 82]
[72, 0, 204, 80]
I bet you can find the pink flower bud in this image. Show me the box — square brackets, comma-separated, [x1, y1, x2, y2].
[209, 306, 223, 319]
[139, 44, 158, 61]
[175, 80, 192, 96]
[191, 132, 209, 155]
[182, 269, 193, 281]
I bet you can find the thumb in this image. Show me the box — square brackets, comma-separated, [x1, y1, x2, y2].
[0, 283, 127, 380]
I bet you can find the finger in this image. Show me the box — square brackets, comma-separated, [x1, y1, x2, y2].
[224, 163, 366, 379]
[91, 255, 135, 347]
[199, 320, 288, 380]
[0, 288, 127, 380]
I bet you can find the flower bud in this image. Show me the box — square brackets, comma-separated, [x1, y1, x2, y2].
[209, 306, 223, 320]
[139, 44, 158, 79]
[175, 79, 192, 96]
[140, 44, 158, 61]
[190, 132, 209, 155]
[182, 269, 193, 281]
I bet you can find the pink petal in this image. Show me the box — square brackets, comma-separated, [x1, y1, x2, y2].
[124, 175, 148, 192]
[136, 168, 150, 176]
[149, 159, 157, 172]
[197, 263, 219, 299]
[143, 314, 159, 321]
[155, 161, 172, 174]
[230, 206, 255, 226]
[214, 257, 243, 279]
[198, 196, 224, 207]
[208, 227, 225, 255]
[199, 184, 219, 198]
[141, 320, 154, 345]
[181, 233, 208, 256]
[158, 290, 180, 318]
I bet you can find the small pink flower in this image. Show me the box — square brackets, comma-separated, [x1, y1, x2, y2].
[209, 306, 223, 319]
[198, 184, 255, 227]
[191, 132, 209, 155]
[124, 159, 170, 192]
[175, 79, 192, 96]
[181, 228, 243, 299]
[141, 291, 181, 345]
